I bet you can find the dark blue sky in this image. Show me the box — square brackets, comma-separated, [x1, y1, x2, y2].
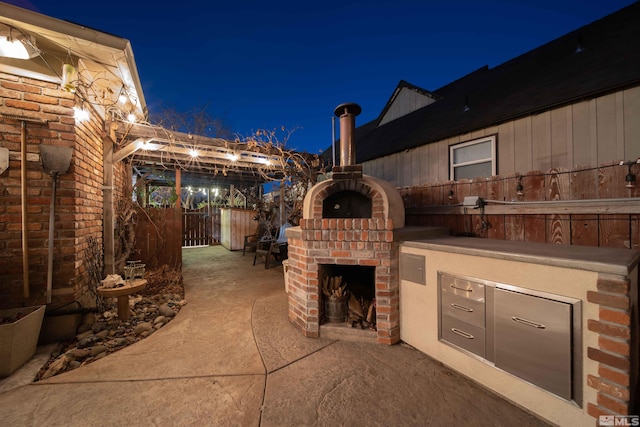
[6, 0, 637, 154]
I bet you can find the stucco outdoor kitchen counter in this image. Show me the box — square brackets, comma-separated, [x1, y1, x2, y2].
[401, 237, 640, 276]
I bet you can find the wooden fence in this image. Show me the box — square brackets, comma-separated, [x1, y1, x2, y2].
[182, 206, 221, 247]
[399, 163, 640, 249]
[134, 207, 182, 270]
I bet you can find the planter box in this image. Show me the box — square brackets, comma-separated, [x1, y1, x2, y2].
[0, 305, 45, 377]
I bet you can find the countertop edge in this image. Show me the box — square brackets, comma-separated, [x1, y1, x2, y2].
[401, 238, 640, 277]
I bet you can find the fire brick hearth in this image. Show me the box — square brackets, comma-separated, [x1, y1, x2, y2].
[284, 103, 446, 344]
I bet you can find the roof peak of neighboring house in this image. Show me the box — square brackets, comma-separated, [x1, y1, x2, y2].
[375, 80, 440, 127]
[351, 1, 640, 164]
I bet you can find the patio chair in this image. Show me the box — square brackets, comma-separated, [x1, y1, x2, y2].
[243, 223, 271, 256]
[254, 222, 291, 269]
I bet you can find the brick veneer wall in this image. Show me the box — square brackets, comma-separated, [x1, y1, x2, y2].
[0, 72, 124, 309]
[586, 274, 638, 420]
[287, 179, 401, 345]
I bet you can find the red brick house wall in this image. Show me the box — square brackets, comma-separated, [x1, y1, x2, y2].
[0, 71, 126, 309]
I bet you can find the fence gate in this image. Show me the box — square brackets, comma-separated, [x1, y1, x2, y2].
[182, 206, 221, 247]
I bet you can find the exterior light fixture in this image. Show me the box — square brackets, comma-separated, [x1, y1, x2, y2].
[0, 24, 39, 59]
[621, 160, 638, 189]
[189, 149, 199, 158]
[516, 176, 524, 196]
[73, 104, 90, 123]
[228, 153, 239, 162]
[626, 165, 636, 188]
[61, 64, 77, 93]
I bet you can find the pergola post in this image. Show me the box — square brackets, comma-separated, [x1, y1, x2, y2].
[103, 136, 115, 275]
[175, 169, 181, 208]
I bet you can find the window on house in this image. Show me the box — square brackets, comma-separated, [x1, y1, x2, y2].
[450, 136, 496, 180]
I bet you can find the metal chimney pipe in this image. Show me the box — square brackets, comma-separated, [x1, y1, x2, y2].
[334, 102, 361, 167]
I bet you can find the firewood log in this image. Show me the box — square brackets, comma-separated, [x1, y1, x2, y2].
[366, 301, 375, 323]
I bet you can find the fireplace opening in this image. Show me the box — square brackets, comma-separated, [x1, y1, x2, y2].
[322, 191, 372, 218]
[319, 264, 376, 330]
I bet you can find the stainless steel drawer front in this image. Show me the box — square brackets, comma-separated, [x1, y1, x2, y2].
[441, 314, 485, 358]
[441, 291, 485, 327]
[494, 288, 572, 400]
[440, 274, 485, 302]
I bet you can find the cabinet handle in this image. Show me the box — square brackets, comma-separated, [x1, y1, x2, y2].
[450, 303, 473, 312]
[450, 285, 473, 292]
[451, 328, 474, 339]
[512, 316, 546, 329]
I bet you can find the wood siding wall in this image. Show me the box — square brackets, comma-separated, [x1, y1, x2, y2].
[363, 86, 640, 187]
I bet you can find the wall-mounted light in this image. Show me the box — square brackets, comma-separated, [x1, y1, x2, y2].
[73, 103, 90, 123]
[620, 160, 638, 189]
[516, 175, 524, 196]
[189, 149, 199, 158]
[61, 64, 77, 93]
[448, 187, 455, 200]
[625, 164, 636, 188]
[228, 153, 239, 162]
[0, 24, 39, 59]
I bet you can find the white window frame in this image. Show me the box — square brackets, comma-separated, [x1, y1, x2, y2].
[449, 135, 496, 180]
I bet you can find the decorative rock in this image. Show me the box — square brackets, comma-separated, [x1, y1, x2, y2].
[158, 304, 176, 318]
[75, 330, 94, 341]
[88, 345, 108, 357]
[40, 355, 72, 380]
[68, 348, 91, 360]
[103, 310, 118, 319]
[95, 329, 110, 339]
[35, 275, 185, 382]
[107, 337, 128, 347]
[134, 322, 153, 335]
[139, 330, 154, 338]
[76, 335, 99, 349]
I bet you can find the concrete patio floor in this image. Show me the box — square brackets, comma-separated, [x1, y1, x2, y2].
[0, 246, 551, 426]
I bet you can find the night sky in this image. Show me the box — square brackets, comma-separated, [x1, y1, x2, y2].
[4, 0, 637, 154]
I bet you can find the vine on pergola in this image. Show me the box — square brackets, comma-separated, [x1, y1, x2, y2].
[123, 105, 325, 222]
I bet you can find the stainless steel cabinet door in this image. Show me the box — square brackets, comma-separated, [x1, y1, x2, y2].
[494, 288, 572, 400]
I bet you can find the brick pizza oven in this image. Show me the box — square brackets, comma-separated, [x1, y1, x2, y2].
[285, 103, 444, 344]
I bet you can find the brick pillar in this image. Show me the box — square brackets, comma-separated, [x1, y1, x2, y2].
[585, 275, 635, 419]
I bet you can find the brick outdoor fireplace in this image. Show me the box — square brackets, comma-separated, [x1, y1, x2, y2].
[285, 103, 443, 344]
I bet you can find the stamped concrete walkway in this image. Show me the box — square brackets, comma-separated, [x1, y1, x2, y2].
[0, 246, 551, 426]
